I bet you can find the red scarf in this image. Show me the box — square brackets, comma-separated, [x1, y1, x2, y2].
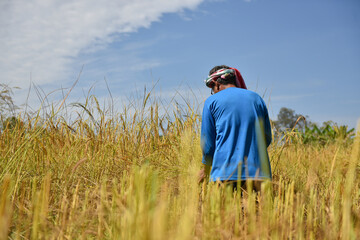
[230, 67, 247, 89]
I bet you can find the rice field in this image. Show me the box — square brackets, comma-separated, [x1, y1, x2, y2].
[0, 93, 359, 239]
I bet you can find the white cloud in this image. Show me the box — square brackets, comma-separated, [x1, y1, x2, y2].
[0, 0, 203, 88]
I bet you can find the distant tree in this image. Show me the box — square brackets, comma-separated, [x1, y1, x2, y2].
[0, 84, 18, 114]
[273, 107, 309, 132]
[0, 83, 19, 130]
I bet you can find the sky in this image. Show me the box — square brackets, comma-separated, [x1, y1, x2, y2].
[1, 0, 359, 128]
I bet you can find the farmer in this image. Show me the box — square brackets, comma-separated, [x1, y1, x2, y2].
[198, 65, 272, 192]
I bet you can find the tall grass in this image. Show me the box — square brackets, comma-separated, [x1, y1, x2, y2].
[0, 90, 359, 239]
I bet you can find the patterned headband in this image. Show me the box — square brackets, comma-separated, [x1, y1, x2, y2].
[204, 68, 235, 88]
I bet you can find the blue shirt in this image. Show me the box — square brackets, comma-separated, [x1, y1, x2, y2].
[201, 87, 272, 182]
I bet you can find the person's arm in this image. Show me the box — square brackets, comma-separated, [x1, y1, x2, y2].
[261, 99, 272, 147]
[201, 101, 216, 165]
[198, 164, 211, 183]
[264, 109, 272, 147]
[198, 101, 216, 182]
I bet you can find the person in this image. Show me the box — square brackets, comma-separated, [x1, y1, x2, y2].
[198, 65, 272, 192]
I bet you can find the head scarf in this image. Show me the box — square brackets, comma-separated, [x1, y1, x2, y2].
[204, 67, 247, 89]
[229, 67, 247, 89]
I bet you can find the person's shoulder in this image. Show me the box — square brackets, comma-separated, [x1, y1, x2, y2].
[240, 89, 267, 105]
[204, 95, 216, 107]
[236, 88, 262, 99]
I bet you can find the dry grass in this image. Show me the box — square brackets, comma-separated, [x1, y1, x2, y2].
[0, 92, 359, 239]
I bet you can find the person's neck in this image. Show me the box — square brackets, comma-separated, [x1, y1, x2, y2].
[219, 84, 236, 91]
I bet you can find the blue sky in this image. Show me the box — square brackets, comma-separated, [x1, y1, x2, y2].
[1, 0, 359, 127]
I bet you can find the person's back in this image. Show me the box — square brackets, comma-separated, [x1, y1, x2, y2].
[200, 65, 272, 186]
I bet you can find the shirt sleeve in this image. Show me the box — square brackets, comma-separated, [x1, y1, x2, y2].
[262, 101, 272, 147]
[201, 101, 216, 165]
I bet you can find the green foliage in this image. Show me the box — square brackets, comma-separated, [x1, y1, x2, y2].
[273, 107, 354, 146]
[290, 122, 355, 145]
